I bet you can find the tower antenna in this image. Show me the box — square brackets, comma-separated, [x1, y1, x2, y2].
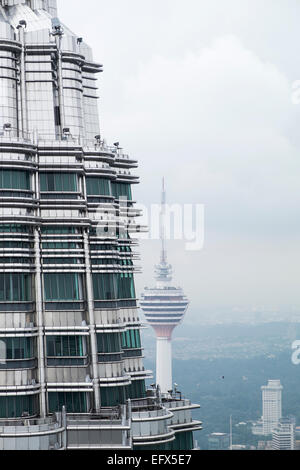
[160, 177, 167, 264]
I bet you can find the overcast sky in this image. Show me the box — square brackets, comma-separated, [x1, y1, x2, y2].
[59, 0, 300, 323]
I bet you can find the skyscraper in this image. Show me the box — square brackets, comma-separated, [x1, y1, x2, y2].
[272, 418, 295, 451]
[0, 0, 201, 450]
[140, 181, 189, 394]
[262, 380, 283, 435]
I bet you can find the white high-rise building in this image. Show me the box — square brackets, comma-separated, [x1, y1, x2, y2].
[272, 418, 295, 450]
[262, 380, 283, 435]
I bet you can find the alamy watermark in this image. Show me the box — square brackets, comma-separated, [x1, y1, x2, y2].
[94, 197, 205, 252]
[291, 341, 300, 365]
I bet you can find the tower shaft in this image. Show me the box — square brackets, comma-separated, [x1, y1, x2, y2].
[156, 337, 172, 394]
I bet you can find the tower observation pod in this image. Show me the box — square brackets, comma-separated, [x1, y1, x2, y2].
[140, 180, 189, 395]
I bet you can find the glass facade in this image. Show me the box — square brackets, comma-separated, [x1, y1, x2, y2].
[44, 273, 82, 301]
[0, 224, 31, 233]
[0, 396, 39, 419]
[48, 393, 88, 414]
[97, 333, 121, 354]
[0, 0, 198, 451]
[112, 182, 132, 200]
[118, 274, 136, 299]
[86, 177, 111, 196]
[0, 337, 35, 360]
[0, 274, 32, 302]
[40, 172, 77, 192]
[46, 336, 84, 358]
[100, 387, 126, 407]
[0, 170, 30, 190]
[122, 329, 141, 349]
[93, 273, 116, 300]
[127, 380, 146, 400]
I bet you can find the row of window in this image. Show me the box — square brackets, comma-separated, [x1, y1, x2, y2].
[0, 225, 132, 241]
[0, 258, 132, 266]
[0, 171, 132, 200]
[0, 273, 136, 302]
[0, 332, 141, 361]
[0, 381, 147, 417]
[0, 241, 131, 253]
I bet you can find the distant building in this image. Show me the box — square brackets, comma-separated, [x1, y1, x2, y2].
[252, 421, 264, 435]
[262, 380, 283, 435]
[295, 426, 300, 436]
[252, 380, 283, 436]
[208, 433, 230, 450]
[272, 418, 295, 450]
[294, 425, 300, 449]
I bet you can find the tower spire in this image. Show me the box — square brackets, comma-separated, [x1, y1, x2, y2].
[160, 177, 167, 264]
[155, 178, 172, 284]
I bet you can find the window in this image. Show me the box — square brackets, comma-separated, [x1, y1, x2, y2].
[43, 258, 82, 265]
[41, 226, 78, 234]
[0, 337, 35, 359]
[112, 182, 132, 200]
[126, 380, 146, 400]
[92, 274, 116, 300]
[44, 273, 82, 301]
[121, 329, 141, 349]
[0, 224, 31, 234]
[40, 173, 77, 192]
[0, 395, 38, 418]
[117, 273, 136, 299]
[120, 259, 133, 267]
[97, 333, 121, 354]
[170, 431, 194, 450]
[46, 336, 84, 357]
[91, 258, 119, 266]
[0, 170, 30, 190]
[0, 274, 32, 302]
[86, 177, 111, 196]
[100, 386, 126, 407]
[0, 241, 33, 249]
[42, 242, 78, 249]
[48, 392, 88, 414]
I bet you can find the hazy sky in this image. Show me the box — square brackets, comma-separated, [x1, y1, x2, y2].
[58, 0, 300, 322]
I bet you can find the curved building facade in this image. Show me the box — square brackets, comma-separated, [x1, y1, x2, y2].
[0, 0, 200, 450]
[0, 0, 153, 450]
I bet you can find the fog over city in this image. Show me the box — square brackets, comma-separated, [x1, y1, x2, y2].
[60, 0, 300, 323]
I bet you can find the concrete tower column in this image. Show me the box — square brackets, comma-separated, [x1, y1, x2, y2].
[156, 337, 172, 394]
